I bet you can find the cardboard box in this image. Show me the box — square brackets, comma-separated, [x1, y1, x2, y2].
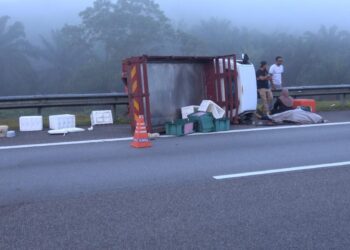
[0, 125, 8, 137]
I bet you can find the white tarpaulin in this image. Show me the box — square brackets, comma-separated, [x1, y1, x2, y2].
[269, 109, 323, 124]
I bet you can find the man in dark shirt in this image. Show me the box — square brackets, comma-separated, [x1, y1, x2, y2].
[256, 61, 273, 115]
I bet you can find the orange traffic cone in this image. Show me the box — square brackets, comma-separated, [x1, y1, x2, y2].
[131, 115, 152, 148]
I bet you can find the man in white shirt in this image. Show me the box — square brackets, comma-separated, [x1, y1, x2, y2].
[269, 56, 284, 90]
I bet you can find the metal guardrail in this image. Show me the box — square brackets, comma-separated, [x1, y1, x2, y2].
[273, 85, 350, 105]
[0, 85, 349, 114]
[0, 93, 129, 115]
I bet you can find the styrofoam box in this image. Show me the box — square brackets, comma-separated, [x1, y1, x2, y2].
[49, 114, 76, 130]
[181, 106, 199, 119]
[19, 116, 43, 132]
[90, 110, 113, 126]
[198, 100, 225, 119]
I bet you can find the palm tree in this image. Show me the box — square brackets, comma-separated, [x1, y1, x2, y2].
[39, 25, 95, 93]
[0, 16, 37, 95]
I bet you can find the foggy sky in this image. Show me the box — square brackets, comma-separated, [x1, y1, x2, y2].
[1, 0, 350, 41]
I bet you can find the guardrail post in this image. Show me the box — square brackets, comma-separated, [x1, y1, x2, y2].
[340, 93, 346, 107]
[112, 104, 117, 122]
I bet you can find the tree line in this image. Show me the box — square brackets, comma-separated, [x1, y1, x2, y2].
[1, 0, 350, 96]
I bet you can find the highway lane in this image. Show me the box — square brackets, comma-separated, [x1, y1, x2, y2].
[1, 123, 350, 204]
[1, 123, 350, 249]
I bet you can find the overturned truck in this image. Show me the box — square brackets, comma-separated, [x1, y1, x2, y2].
[122, 54, 257, 132]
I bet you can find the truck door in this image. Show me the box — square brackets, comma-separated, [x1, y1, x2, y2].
[208, 55, 238, 123]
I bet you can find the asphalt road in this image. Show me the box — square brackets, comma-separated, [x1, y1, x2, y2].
[1, 121, 350, 249]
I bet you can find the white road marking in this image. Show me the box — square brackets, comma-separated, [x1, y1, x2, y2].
[213, 161, 350, 180]
[1, 121, 350, 151]
[0, 137, 133, 150]
[189, 121, 350, 136]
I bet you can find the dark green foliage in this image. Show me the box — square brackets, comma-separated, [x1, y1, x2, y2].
[38, 25, 99, 93]
[2, 1, 350, 96]
[0, 16, 38, 95]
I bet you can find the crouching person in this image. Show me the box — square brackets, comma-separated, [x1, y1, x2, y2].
[271, 88, 294, 114]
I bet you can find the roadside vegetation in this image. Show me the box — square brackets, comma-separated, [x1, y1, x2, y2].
[1, 0, 350, 96]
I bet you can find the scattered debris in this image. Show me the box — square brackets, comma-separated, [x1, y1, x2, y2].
[0, 125, 9, 137]
[148, 133, 160, 140]
[48, 127, 85, 135]
[6, 130, 16, 137]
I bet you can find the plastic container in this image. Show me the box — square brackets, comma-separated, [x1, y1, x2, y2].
[293, 99, 316, 112]
[165, 119, 194, 136]
[6, 130, 16, 137]
[188, 112, 214, 133]
[181, 106, 199, 119]
[183, 122, 194, 135]
[214, 118, 230, 132]
[165, 120, 185, 136]
[198, 100, 225, 119]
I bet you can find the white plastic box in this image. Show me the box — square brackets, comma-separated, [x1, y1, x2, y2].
[19, 116, 43, 132]
[90, 110, 114, 126]
[49, 114, 76, 130]
[181, 106, 199, 119]
[198, 100, 225, 119]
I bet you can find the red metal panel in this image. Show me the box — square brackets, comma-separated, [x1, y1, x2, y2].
[208, 55, 239, 123]
[129, 63, 141, 130]
[214, 58, 222, 105]
[123, 56, 153, 132]
[204, 63, 215, 100]
[141, 57, 152, 133]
